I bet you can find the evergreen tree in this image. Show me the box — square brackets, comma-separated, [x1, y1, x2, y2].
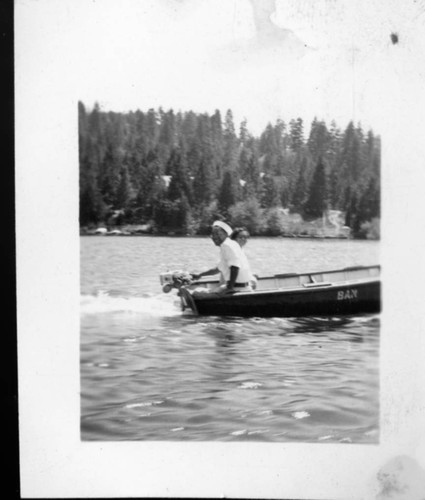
[328, 120, 341, 165]
[159, 108, 177, 149]
[289, 117, 304, 152]
[239, 142, 261, 198]
[364, 130, 381, 188]
[357, 176, 380, 225]
[307, 118, 330, 163]
[340, 121, 362, 186]
[238, 146, 250, 180]
[135, 149, 165, 218]
[279, 177, 290, 207]
[239, 118, 249, 146]
[146, 108, 159, 150]
[99, 143, 120, 207]
[328, 164, 339, 209]
[133, 110, 150, 161]
[223, 109, 239, 172]
[80, 177, 105, 226]
[274, 119, 286, 150]
[259, 123, 280, 175]
[88, 102, 103, 143]
[115, 165, 134, 209]
[261, 174, 280, 208]
[210, 110, 224, 176]
[303, 158, 328, 219]
[218, 170, 240, 215]
[192, 156, 215, 206]
[78, 101, 88, 163]
[291, 168, 307, 213]
[344, 188, 360, 234]
[166, 140, 192, 203]
[191, 115, 216, 205]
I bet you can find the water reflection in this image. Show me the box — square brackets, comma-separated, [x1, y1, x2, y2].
[284, 315, 380, 342]
[204, 319, 247, 351]
[289, 316, 356, 333]
[209, 331, 241, 350]
[160, 313, 379, 345]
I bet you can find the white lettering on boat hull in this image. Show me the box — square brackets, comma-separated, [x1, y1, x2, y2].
[337, 289, 358, 300]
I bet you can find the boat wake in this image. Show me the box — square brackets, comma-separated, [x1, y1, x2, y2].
[80, 290, 181, 316]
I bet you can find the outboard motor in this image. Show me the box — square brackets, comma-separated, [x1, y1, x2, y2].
[160, 270, 193, 293]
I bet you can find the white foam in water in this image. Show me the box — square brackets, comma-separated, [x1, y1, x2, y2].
[125, 400, 163, 409]
[125, 402, 152, 409]
[256, 409, 273, 416]
[230, 430, 248, 436]
[292, 411, 310, 419]
[80, 291, 181, 316]
[318, 435, 334, 441]
[339, 437, 352, 443]
[238, 382, 263, 390]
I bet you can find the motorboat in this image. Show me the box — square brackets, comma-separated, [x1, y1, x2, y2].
[160, 265, 381, 318]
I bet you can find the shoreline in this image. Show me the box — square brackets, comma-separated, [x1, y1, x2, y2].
[79, 228, 378, 241]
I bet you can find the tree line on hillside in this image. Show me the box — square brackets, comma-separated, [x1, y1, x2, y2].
[79, 102, 381, 238]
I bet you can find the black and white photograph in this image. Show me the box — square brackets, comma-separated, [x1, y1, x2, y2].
[16, 0, 425, 498]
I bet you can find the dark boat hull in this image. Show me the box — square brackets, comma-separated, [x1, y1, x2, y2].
[182, 279, 381, 318]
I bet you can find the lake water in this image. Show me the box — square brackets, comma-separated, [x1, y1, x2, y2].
[80, 236, 380, 443]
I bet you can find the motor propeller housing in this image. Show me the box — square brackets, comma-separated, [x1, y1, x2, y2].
[160, 270, 193, 293]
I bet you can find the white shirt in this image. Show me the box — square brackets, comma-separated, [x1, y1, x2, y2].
[240, 248, 256, 284]
[217, 238, 252, 284]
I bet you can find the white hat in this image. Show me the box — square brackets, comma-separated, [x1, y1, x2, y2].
[212, 220, 232, 236]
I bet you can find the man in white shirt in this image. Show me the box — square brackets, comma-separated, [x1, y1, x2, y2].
[192, 221, 252, 294]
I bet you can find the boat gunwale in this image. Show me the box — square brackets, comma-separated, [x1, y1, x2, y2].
[192, 264, 380, 286]
[188, 276, 380, 301]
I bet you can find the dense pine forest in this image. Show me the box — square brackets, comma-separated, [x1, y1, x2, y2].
[79, 102, 380, 239]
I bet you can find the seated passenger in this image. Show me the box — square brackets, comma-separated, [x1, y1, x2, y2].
[230, 227, 257, 289]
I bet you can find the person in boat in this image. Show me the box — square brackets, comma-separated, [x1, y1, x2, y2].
[191, 221, 253, 294]
[230, 227, 257, 289]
